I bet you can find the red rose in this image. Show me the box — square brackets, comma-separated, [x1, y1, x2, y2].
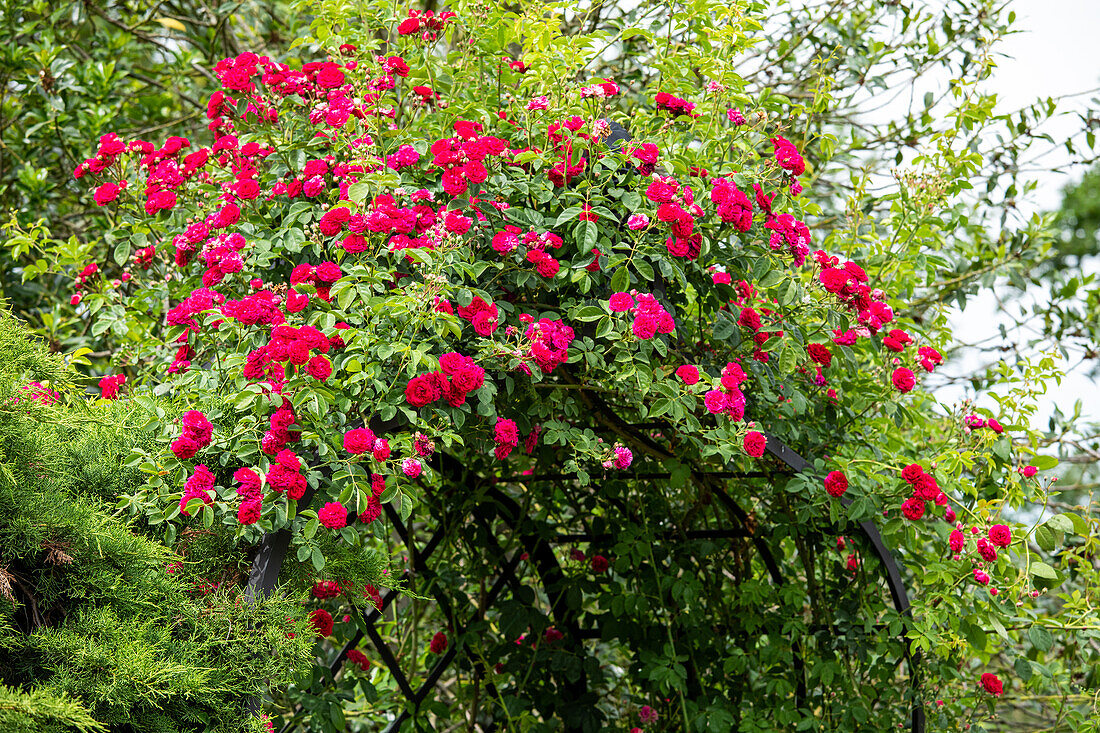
[315, 65, 346, 89]
[675, 365, 700, 385]
[306, 355, 332, 382]
[743, 431, 767, 458]
[988, 524, 1012, 548]
[980, 672, 1003, 696]
[234, 178, 261, 200]
[807, 343, 832, 367]
[891, 367, 916, 393]
[824, 470, 848, 498]
[310, 608, 334, 637]
[237, 499, 262, 524]
[900, 463, 924, 483]
[94, 182, 119, 206]
[318, 501, 348, 529]
[344, 427, 376, 455]
[405, 376, 438, 407]
[901, 497, 925, 521]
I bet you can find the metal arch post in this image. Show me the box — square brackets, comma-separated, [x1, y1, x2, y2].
[764, 434, 925, 733]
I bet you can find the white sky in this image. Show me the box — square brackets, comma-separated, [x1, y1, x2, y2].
[934, 0, 1100, 431]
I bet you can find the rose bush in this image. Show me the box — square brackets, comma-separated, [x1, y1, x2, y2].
[14, 0, 1099, 731]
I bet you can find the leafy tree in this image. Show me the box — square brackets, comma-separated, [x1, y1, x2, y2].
[0, 1, 298, 334]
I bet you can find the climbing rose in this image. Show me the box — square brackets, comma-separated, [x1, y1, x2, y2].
[891, 367, 916, 393]
[405, 375, 439, 407]
[824, 471, 848, 498]
[309, 608, 334, 637]
[237, 499, 262, 525]
[901, 497, 925, 521]
[344, 427, 376, 455]
[609, 292, 634, 312]
[1021, 465, 1038, 478]
[613, 445, 633, 469]
[94, 182, 120, 206]
[988, 524, 1012, 548]
[306, 355, 332, 381]
[403, 458, 422, 478]
[973, 568, 991, 586]
[313, 580, 341, 599]
[179, 409, 213, 450]
[675, 365, 700, 385]
[807, 343, 832, 367]
[318, 501, 348, 529]
[949, 529, 965, 553]
[590, 555, 609, 573]
[373, 439, 391, 461]
[638, 706, 658, 724]
[980, 672, 1003, 696]
[703, 389, 728, 413]
[987, 418, 1004, 433]
[743, 431, 767, 458]
[346, 649, 371, 671]
[771, 136, 806, 176]
[99, 374, 126, 399]
[901, 463, 924, 482]
[429, 631, 448, 654]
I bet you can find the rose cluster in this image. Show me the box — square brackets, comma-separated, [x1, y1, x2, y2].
[405, 352, 487, 408]
[608, 291, 676, 340]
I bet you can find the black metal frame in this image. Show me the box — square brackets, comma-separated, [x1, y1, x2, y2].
[253, 434, 924, 733]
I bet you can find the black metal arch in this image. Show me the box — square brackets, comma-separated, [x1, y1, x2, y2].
[252, 432, 924, 733]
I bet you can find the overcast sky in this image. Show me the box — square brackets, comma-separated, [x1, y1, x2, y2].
[935, 0, 1100, 430]
[990, 0, 1100, 211]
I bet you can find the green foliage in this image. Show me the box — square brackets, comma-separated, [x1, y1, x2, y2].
[0, 309, 313, 732]
[0, 682, 104, 733]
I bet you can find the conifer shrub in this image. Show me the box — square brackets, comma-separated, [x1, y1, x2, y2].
[0, 313, 312, 732]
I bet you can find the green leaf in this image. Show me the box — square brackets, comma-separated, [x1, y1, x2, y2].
[1030, 561, 1058, 580]
[1028, 624, 1053, 653]
[1045, 514, 1073, 535]
[962, 621, 987, 651]
[311, 547, 326, 572]
[348, 182, 370, 203]
[1014, 657, 1034, 682]
[1034, 524, 1056, 552]
[573, 305, 605, 322]
[555, 206, 582, 227]
[713, 311, 735, 340]
[113, 241, 131, 266]
[610, 266, 630, 293]
[583, 220, 598, 251]
[1031, 455, 1058, 470]
[758, 269, 784, 288]
[777, 345, 798, 375]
